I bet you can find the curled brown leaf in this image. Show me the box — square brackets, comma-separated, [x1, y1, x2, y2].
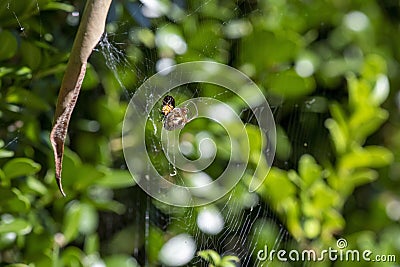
[50, 0, 112, 196]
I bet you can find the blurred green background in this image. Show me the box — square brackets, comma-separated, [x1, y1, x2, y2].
[0, 0, 399, 266]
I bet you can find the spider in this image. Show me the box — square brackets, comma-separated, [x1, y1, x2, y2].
[161, 95, 188, 131]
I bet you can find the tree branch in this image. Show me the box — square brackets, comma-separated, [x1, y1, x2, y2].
[50, 0, 112, 196]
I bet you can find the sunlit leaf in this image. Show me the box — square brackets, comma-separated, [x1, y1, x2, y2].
[6, 86, 50, 111]
[0, 230, 17, 250]
[339, 146, 393, 170]
[137, 28, 155, 48]
[0, 218, 32, 235]
[245, 124, 263, 164]
[371, 74, 390, 105]
[43, 2, 75, 12]
[263, 168, 296, 206]
[349, 169, 378, 187]
[321, 209, 345, 239]
[26, 176, 48, 195]
[78, 203, 98, 235]
[325, 118, 347, 154]
[361, 54, 387, 81]
[62, 201, 82, 243]
[147, 226, 163, 264]
[303, 218, 320, 239]
[198, 250, 221, 265]
[60, 247, 84, 267]
[0, 149, 14, 158]
[308, 180, 340, 210]
[3, 158, 41, 179]
[349, 108, 388, 143]
[298, 154, 322, 187]
[0, 169, 7, 186]
[286, 198, 303, 239]
[223, 19, 252, 39]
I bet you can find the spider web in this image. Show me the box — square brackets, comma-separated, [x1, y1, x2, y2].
[95, 1, 296, 266]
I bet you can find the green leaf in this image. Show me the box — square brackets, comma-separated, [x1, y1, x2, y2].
[185, 21, 224, 60]
[198, 250, 221, 265]
[322, 209, 345, 238]
[326, 103, 348, 154]
[0, 169, 7, 186]
[78, 203, 98, 235]
[220, 255, 240, 267]
[103, 255, 139, 267]
[147, 226, 163, 264]
[0, 230, 17, 250]
[219, 262, 235, 267]
[325, 118, 347, 154]
[84, 234, 99, 255]
[0, 140, 14, 159]
[43, 2, 75, 12]
[20, 40, 42, 71]
[361, 54, 387, 81]
[286, 198, 303, 239]
[245, 124, 263, 164]
[347, 74, 371, 110]
[339, 146, 393, 170]
[0, 188, 30, 213]
[62, 201, 82, 243]
[349, 108, 388, 144]
[262, 168, 296, 206]
[303, 218, 320, 239]
[12, 188, 31, 212]
[0, 218, 32, 235]
[91, 200, 126, 214]
[267, 69, 316, 98]
[0, 149, 14, 158]
[298, 154, 322, 187]
[349, 169, 378, 187]
[95, 169, 135, 189]
[223, 19, 252, 39]
[287, 170, 302, 188]
[276, 126, 292, 161]
[3, 158, 41, 179]
[6, 86, 50, 111]
[240, 30, 302, 70]
[309, 180, 340, 211]
[0, 30, 18, 61]
[106, 226, 142, 255]
[221, 255, 240, 263]
[60, 247, 84, 267]
[26, 176, 48, 195]
[137, 28, 155, 48]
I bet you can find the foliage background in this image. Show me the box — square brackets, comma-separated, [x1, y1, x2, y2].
[0, 0, 399, 266]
